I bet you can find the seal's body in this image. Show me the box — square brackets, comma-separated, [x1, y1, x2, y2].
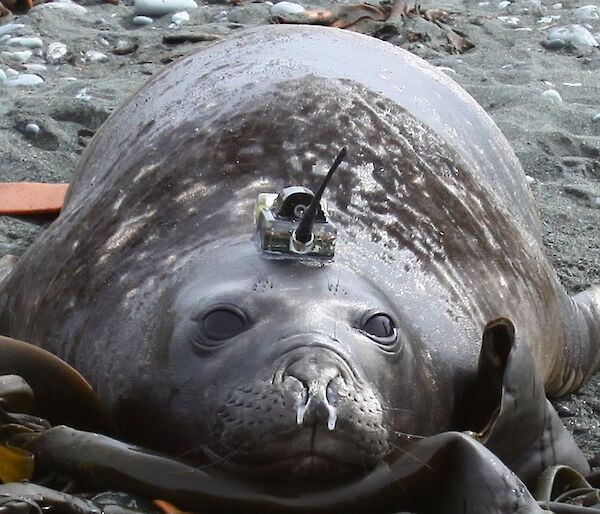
[1, 26, 599, 489]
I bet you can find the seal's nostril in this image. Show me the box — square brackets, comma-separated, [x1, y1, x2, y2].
[279, 352, 345, 431]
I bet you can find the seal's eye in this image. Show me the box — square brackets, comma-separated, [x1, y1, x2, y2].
[199, 305, 248, 342]
[361, 312, 397, 346]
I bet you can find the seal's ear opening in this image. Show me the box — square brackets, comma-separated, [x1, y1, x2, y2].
[459, 317, 515, 434]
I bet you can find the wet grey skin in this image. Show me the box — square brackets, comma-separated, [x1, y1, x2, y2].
[0, 24, 599, 493]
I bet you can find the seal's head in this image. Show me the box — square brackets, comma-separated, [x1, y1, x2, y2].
[111, 239, 453, 487]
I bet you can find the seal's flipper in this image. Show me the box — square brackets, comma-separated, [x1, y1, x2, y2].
[462, 318, 589, 486]
[555, 285, 600, 395]
[0, 336, 113, 433]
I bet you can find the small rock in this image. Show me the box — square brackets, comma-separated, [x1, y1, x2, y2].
[24, 123, 40, 136]
[498, 0, 510, 8]
[0, 69, 5, 81]
[573, 422, 589, 435]
[171, 10, 189, 24]
[525, 175, 535, 184]
[23, 64, 47, 72]
[134, 0, 198, 17]
[212, 10, 227, 21]
[271, 1, 305, 16]
[538, 15, 560, 24]
[498, 15, 520, 26]
[132, 15, 154, 25]
[4, 74, 44, 87]
[593, 197, 600, 207]
[543, 38, 566, 50]
[592, 113, 600, 123]
[0, 23, 25, 37]
[542, 89, 562, 102]
[0, 35, 12, 45]
[85, 50, 109, 63]
[6, 36, 43, 49]
[46, 42, 68, 64]
[0, 50, 32, 63]
[75, 87, 92, 100]
[575, 5, 599, 20]
[548, 24, 598, 48]
[5, 68, 18, 77]
[34, 0, 87, 15]
[113, 38, 138, 55]
[551, 2, 562, 8]
[555, 404, 574, 417]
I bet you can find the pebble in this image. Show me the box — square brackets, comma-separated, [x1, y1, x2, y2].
[35, 0, 87, 15]
[498, 16, 520, 26]
[525, 175, 535, 184]
[542, 89, 562, 102]
[6, 37, 43, 49]
[24, 123, 40, 136]
[46, 42, 68, 64]
[497, 0, 510, 8]
[133, 15, 154, 25]
[270, 1, 305, 16]
[592, 114, 600, 123]
[555, 404, 575, 417]
[538, 15, 560, 24]
[543, 38, 566, 50]
[593, 197, 600, 207]
[5, 68, 18, 77]
[85, 50, 108, 62]
[212, 10, 227, 21]
[134, 0, 197, 17]
[0, 69, 5, 81]
[0, 35, 12, 45]
[0, 23, 25, 37]
[171, 10, 189, 24]
[575, 5, 599, 20]
[548, 25, 599, 48]
[4, 74, 44, 87]
[551, 2, 562, 8]
[23, 63, 47, 72]
[75, 87, 92, 100]
[1, 50, 33, 63]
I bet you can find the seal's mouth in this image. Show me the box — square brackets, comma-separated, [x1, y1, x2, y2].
[204, 447, 362, 486]
[203, 426, 378, 486]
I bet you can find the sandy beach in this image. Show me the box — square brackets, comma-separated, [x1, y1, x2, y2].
[1, 0, 599, 474]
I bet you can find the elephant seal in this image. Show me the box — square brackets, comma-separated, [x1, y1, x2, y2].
[1, 24, 599, 499]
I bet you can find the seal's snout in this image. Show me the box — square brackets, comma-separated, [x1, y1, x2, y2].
[214, 344, 389, 483]
[281, 350, 345, 430]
